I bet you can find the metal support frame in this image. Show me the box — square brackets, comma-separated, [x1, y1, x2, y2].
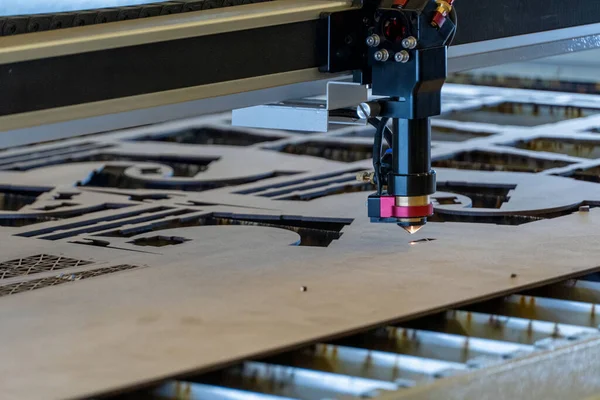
[232, 81, 368, 132]
[0, 0, 600, 144]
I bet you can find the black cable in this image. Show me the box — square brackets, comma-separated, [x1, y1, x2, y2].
[373, 117, 389, 195]
[329, 108, 361, 119]
[368, 117, 393, 147]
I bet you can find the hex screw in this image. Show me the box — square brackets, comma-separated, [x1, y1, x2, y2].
[374, 49, 389, 62]
[366, 34, 381, 47]
[402, 36, 418, 49]
[394, 50, 410, 63]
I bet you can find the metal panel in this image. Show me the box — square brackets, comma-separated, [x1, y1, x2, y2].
[1, 0, 156, 16]
[453, 0, 600, 45]
[232, 81, 367, 132]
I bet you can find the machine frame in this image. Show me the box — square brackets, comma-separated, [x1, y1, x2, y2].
[1, 0, 600, 147]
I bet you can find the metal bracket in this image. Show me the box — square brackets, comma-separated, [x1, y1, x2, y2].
[232, 81, 368, 132]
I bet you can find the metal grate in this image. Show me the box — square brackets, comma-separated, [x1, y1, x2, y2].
[0, 265, 140, 297]
[0, 254, 93, 280]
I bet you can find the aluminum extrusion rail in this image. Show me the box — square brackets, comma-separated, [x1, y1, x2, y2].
[1, 0, 600, 139]
[0, 1, 274, 36]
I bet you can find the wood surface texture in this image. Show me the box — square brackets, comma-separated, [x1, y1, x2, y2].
[1, 85, 600, 399]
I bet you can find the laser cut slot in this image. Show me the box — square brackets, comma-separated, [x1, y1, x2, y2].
[436, 183, 516, 209]
[275, 181, 375, 201]
[100, 214, 353, 248]
[441, 102, 598, 127]
[432, 151, 572, 173]
[340, 125, 490, 142]
[429, 212, 545, 226]
[1, 149, 218, 176]
[0, 187, 49, 211]
[53, 192, 79, 200]
[563, 166, 600, 183]
[510, 137, 600, 159]
[16, 206, 175, 237]
[0, 142, 112, 170]
[34, 202, 78, 211]
[235, 169, 365, 195]
[279, 141, 386, 162]
[1, 203, 132, 228]
[135, 126, 283, 146]
[430, 204, 592, 226]
[430, 126, 494, 142]
[433, 196, 460, 205]
[81, 166, 298, 191]
[128, 236, 191, 247]
[448, 73, 600, 96]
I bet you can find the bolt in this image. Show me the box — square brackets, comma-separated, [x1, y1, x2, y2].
[374, 49, 389, 62]
[402, 36, 418, 49]
[511, 273, 517, 278]
[357, 103, 371, 119]
[357, 102, 381, 119]
[366, 34, 381, 47]
[394, 50, 410, 63]
[300, 286, 308, 292]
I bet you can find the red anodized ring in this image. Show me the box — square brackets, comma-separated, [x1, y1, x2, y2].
[392, 204, 434, 218]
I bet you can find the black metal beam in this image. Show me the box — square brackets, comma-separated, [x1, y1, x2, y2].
[454, 0, 600, 45]
[0, 20, 320, 116]
[1, 0, 600, 117]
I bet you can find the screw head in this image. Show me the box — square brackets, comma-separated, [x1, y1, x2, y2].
[357, 103, 372, 119]
[366, 34, 381, 47]
[374, 49, 389, 62]
[402, 36, 418, 49]
[394, 50, 410, 63]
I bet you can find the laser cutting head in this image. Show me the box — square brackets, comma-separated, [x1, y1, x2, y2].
[359, 0, 455, 233]
[323, 0, 456, 233]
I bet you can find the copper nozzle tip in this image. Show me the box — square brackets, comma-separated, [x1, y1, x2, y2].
[402, 225, 424, 235]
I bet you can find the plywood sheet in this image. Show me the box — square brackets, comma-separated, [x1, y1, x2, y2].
[1, 85, 600, 398]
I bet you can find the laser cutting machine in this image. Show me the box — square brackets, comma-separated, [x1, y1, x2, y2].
[2, 0, 600, 233]
[3, 2, 600, 399]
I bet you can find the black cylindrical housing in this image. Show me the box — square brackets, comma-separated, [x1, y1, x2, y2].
[393, 118, 431, 174]
[388, 117, 435, 196]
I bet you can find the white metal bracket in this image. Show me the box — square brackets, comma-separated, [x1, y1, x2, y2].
[232, 81, 368, 132]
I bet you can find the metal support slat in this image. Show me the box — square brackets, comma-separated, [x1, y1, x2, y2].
[442, 310, 597, 345]
[154, 380, 297, 400]
[379, 327, 534, 364]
